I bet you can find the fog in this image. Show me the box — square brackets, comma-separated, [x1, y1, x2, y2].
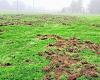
[0, 0, 100, 14]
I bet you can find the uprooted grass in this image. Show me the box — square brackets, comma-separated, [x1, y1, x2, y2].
[37, 35, 100, 80]
[0, 15, 100, 80]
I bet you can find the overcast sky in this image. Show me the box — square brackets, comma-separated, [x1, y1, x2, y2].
[35, 0, 90, 11]
[1, 0, 90, 11]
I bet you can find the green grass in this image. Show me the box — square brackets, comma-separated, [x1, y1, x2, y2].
[0, 15, 100, 80]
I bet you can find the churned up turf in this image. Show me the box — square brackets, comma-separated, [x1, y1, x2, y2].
[0, 15, 100, 80]
[37, 34, 100, 80]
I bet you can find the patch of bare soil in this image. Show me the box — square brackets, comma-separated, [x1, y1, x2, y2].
[92, 23, 100, 27]
[0, 21, 15, 26]
[37, 34, 100, 54]
[0, 29, 4, 35]
[37, 35, 100, 80]
[0, 16, 4, 20]
[0, 62, 12, 67]
[0, 29, 3, 32]
[23, 21, 33, 25]
[0, 15, 85, 27]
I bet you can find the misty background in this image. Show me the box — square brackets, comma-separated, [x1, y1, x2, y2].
[0, 0, 100, 14]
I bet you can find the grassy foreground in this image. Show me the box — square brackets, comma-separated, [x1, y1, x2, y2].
[0, 15, 100, 80]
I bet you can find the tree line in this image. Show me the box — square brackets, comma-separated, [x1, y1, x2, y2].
[62, 0, 100, 14]
[0, 0, 100, 14]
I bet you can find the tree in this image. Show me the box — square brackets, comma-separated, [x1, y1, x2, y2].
[11, 0, 26, 10]
[89, 0, 100, 14]
[62, 7, 70, 13]
[69, 0, 83, 13]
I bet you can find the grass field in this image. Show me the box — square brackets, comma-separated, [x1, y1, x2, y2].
[0, 15, 100, 80]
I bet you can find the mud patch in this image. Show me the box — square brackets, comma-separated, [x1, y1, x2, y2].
[41, 50, 99, 80]
[92, 23, 100, 27]
[0, 29, 4, 35]
[0, 29, 4, 32]
[37, 35, 100, 54]
[37, 35, 100, 80]
[0, 21, 15, 26]
[0, 62, 12, 67]
[23, 21, 33, 25]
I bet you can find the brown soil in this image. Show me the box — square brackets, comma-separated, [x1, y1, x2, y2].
[37, 35, 100, 80]
[0, 29, 3, 32]
[38, 35, 100, 54]
[0, 21, 15, 26]
[0, 15, 87, 27]
[92, 24, 100, 27]
[0, 62, 12, 67]
[23, 21, 33, 25]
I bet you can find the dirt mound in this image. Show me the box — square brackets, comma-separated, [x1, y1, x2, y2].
[0, 21, 15, 26]
[0, 30, 4, 35]
[92, 23, 100, 27]
[37, 35, 100, 80]
[0, 15, 85, 27]
[37, 34, 100, 54]
[0, 62, 12, 67]
[0, 29, 3, 32]
[40, 50, 99, 80]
